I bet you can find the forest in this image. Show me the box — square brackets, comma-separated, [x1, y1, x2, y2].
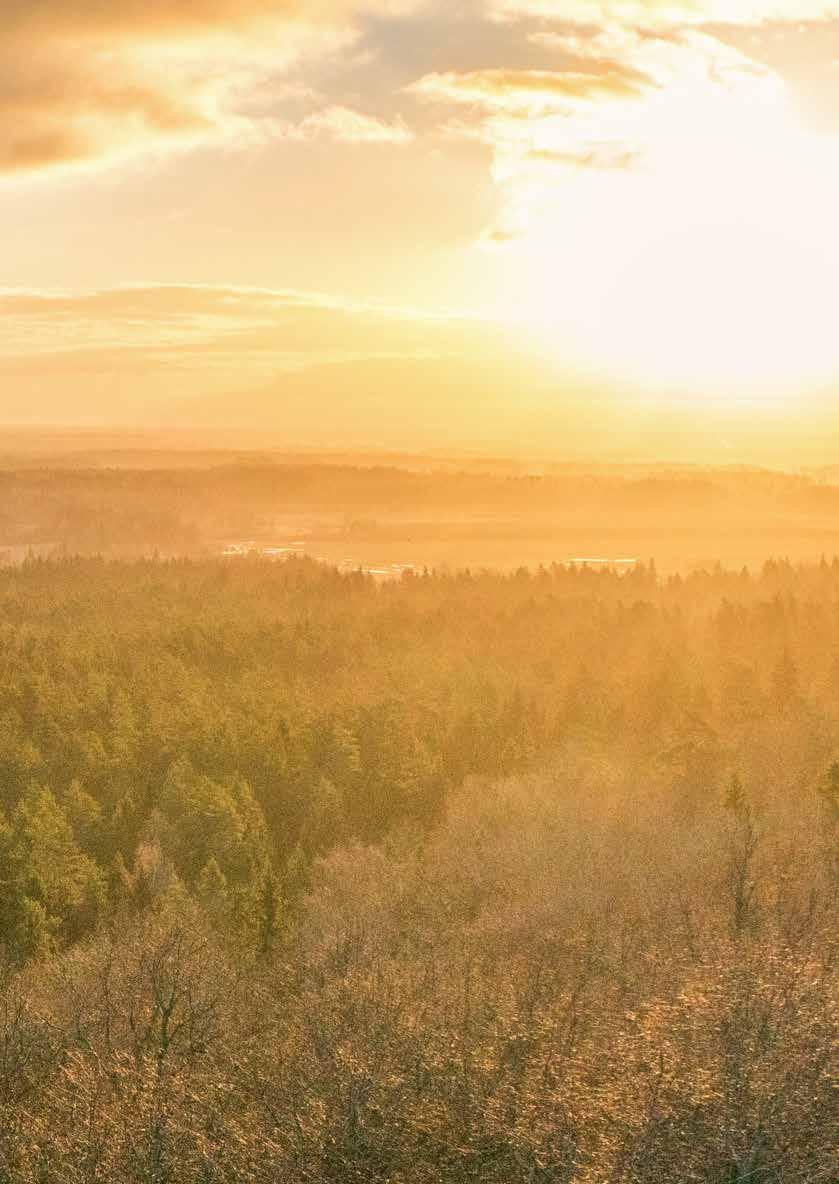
[4, 459, 839, 563]
[0, 552, 836, 1181]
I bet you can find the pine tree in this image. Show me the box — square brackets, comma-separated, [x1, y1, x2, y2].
[724, 772, 747, 816]
[10, 786, 106, 945]
[817, 761, 839, 822]
[13, 897, 55, 962]
[257, 870, 280, 958]
[107, 852, 134, 914]
[770, 649, 800, 711]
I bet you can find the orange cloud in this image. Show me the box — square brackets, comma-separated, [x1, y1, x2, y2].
[0, 284, 485, 365]
[0, 57, 212, 171]
[489, 0, 839, 26]
[2, 0, 375, 40]
[408, 21, 788, 257]
[409, 66, 648, 112]
[0, 283, 535, 433]
[0, 0, 415, 175]
[281, 106, 414, 142]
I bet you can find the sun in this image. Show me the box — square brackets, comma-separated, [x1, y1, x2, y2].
[490, 48, 839, 403]
[569, 213, 838, 400]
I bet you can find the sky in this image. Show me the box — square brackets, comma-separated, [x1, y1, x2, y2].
[5, 0, 839, 458]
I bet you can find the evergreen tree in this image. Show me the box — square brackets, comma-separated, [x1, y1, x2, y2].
[256, 870, 280, 958]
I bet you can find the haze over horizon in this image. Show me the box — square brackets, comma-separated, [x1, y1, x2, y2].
[6, 1, 839, 461]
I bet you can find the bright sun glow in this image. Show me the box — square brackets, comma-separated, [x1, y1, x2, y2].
[494, 39, 839, 401]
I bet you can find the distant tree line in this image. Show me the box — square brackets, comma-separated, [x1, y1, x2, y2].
[2, 462, 839, 548]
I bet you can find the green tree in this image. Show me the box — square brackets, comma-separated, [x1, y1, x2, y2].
[256, 870, 280, 957]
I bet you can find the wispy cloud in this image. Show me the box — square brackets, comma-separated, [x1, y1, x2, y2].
[488, 0, 839, 28]
[406, 18, 792, 248]
[0, 282, 536, 430]
[0, 0, 419, 175]
[0, 283, 488, 367]
[409, 65, 648, 111]
[278, 105, 414, 142]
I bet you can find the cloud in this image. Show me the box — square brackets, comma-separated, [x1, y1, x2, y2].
[7, 0, 836, 178]
[281, 105, 414, 142]
[526, 144, 639, 168]
[408, 17, 791, 254]
[407, 24, 781, 153]
[408, 60, 652, 190]
[0, 56, 213, 172]
[0, 0, 418, 175]
[488, 0, 839, 28]
[408, 65, 648, 111]
[1, 0, 410, 41]
[0, 283, 532, 431]
[0, 284, 486, 366]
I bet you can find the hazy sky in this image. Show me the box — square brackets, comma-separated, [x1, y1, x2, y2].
[5, 1, 839, 456]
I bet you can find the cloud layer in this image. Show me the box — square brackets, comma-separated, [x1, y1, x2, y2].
[489, 0, 839, 27]
[0, 0, 418, 173]
[409, 65, 648, 110]
[407, 11, 814, 251]
[5, 0, 839, 175]
[0, 283, 563, 442]
[0, 283, 482, 362]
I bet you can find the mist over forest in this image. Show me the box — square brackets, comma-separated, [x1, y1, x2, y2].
[5, 444, 839, 573]
[0, 444, 835, 1182]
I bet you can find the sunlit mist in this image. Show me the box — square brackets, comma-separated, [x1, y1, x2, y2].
[492, 35, 839, 401]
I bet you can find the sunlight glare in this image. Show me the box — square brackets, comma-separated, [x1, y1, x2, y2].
[499, 55, 839, 402]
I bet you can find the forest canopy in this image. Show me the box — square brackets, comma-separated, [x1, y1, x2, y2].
[0, 552, 836, 1181]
